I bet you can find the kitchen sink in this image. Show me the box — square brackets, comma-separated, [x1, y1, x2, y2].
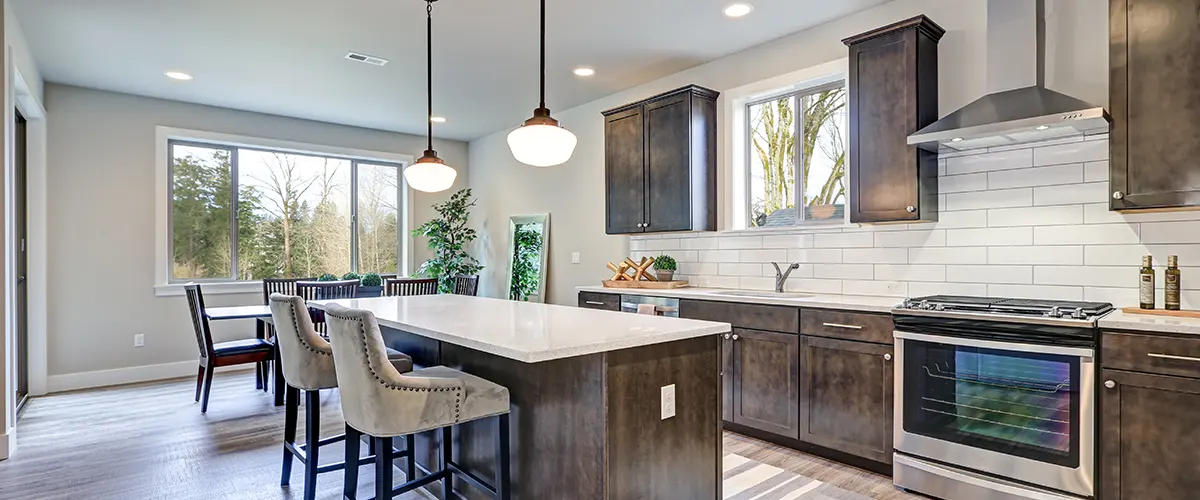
[708, 290, 812, 299]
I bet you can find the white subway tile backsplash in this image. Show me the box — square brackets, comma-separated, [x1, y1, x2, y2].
[740, 249, 790, 263]
[941, 173, 989, 193]
[946, 227, 1033, 247]
[945, 188, 1033, 211]
[1083, 203, 1200, 225]
[719, 263, 764, 277]
[946, 149, 1033, 175]
[987, 284, 1084, 301]
[814, 232, 874, 248]
[642, 238, 681, 251]
[1034, 140, 1107, 166]
[947, 265, 1033, 284]
[788, 248, 843, 264]
[698, 250, 740, 263]
[987, 205, 1084, 227]
[1085, 245, 1200, 266]
[814, 264, 874, 280]
[1033, 224, 1140, 245]
[1141, 221, 1200, 244]
[843, 248, 909, 264]
[762, 234, 813, 249]
[673, 251, 699, 263]
[1035, 266, 1132, 288]
[988, 164, 1083, 189]
[875, 230, 946, 248]
[719, 236, 763, 250]
[843, 280, 907, 297]
[909, 282, 988, 297]
[681, 238, 720, 250]
[988, 246, 1083, 265]
[784, 279, 843, 294]
[739, 277, 775, 291]
[763, 263, 814, 279]
[929, 210, 989, 229]
[679, 262, 719, 275]
[1033, 182, 1108, 206]
[1083, 161, 1108, 183]
[693, 276, 740, 288]
[874, 264, 946, 282]
[910, 247, 989, 264]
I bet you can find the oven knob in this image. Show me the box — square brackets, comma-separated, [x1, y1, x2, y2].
[1045, 306, 1061, 317]
[883, 353, 892, 361]
[1072, 307, 1086, 319]
[1105, 380, 1116, 389]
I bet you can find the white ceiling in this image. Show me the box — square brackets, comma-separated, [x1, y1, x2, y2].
[12, 0, 888, 141]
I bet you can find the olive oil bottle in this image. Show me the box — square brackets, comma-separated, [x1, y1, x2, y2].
[1140, 255, 1155, 310]
[1166, 255, 1181, 311]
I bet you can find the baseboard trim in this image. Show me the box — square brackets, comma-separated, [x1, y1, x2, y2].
[47, 361, 255, 394]
[0, 431, 11, 461]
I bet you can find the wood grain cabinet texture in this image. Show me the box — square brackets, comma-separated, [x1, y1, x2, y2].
[1110, 0, 1200, 211]
[729, 327, 801, 439]
[602, 85, 719, 234]
[843, 15, 943, 223]
[798, 336, 894, 464]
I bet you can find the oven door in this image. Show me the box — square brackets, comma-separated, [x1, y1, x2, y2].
[894, 330, 1094, 498]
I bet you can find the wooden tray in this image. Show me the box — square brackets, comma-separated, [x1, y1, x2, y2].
[602, 280, 689, 290]
[1121, 307, 1200, 319]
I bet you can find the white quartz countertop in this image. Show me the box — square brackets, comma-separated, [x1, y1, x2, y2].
[309, 295, 731, 363]
[576, 286, 902, 313]
[1099, 310, 1200, 336]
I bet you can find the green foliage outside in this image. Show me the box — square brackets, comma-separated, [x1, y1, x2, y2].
[361, 272, 383, 287]
[412, 189, 483, 293]
[653, 254, 677, 271]
[508, 223, 543, 301]
[317, 273, 339, 281]
[341, 272, 362, 282]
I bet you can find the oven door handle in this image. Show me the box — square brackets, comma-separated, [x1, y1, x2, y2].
[893, 330, 1095, 359]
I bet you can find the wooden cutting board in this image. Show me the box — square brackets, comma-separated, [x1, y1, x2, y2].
[1120, 307, 1200, 319]
[602, 280, 689, 289]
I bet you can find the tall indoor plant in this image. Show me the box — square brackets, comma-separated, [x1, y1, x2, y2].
[412, 188, 483, 293]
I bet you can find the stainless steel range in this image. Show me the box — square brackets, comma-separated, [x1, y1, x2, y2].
[891, 296, 1113, 500]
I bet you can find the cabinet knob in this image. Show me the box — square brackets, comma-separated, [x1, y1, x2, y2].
[732, 334, 739, 341]
[1105, 380, 1116, 389]
[906, 206, 916, 213]
[883, 353, 892, 361]
[723, 333, 731, 340]
[1112, 191, 1124, 200]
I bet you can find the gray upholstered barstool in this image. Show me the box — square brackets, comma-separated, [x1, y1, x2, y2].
[324, 303, 512, 500]
[268, 294, 415, 500]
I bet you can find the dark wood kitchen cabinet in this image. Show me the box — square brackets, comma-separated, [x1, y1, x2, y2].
[843, 15, 943, 223]
[602, 85, 719, 234]
[1110, 0, 1200, 211]
[798, 336, 894, 464]
[1100, 368, 1200, 500]
[729, 328, 800, 439]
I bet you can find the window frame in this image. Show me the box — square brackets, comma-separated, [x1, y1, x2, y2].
[155, 127, 415, 295]
[743, 79, 847, 229]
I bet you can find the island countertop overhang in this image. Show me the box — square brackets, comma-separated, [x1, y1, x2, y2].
[308, 294, 732, 363]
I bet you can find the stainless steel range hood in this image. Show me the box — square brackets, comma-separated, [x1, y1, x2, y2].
[908, 0, 1110, 153]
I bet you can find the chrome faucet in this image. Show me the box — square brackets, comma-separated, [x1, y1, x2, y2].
[771, 262, 801, 293]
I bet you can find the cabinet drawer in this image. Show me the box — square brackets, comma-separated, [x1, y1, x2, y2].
[578, 292, 620, 311]
[679, 299, 798, 333]
[800, 309, 894, 345]
[1103, 332, 1200, 378]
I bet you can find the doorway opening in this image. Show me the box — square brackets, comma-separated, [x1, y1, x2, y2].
[15, 109, 28, 416]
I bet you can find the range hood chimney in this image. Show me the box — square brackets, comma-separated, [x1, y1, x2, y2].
[908, 0, 1110, 152]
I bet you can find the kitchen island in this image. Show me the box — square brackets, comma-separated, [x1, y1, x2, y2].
[309, 294, 731, 500]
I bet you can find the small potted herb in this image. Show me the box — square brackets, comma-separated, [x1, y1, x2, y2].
[653, 254, 677, 282]
[359, 272, 384, 298]
[316, 273, 339, 281]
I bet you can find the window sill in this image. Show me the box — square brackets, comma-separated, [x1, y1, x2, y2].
[154, 281, 262, 297]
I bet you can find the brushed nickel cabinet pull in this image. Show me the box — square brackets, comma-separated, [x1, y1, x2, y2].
[823, 322, 863, 330]
[732, 334, 740, 341]
[1104, 380, 1116, 389]
[1148, 353, 1200, 363]
[585, 301, 606, 306]
[883, 353, 892, 361]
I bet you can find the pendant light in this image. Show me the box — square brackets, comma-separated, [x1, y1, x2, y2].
[507, 0, 578, 167]
[404, 0, 457, 193]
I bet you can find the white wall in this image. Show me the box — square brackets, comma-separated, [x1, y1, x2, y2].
[467, 0, 1107, 306]
[43, 84, 468, 388]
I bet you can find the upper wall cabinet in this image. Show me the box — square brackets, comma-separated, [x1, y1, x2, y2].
[843, 16, 944, 224]
[602, 85, 719, 235]
[1110, 0, 1200, 211]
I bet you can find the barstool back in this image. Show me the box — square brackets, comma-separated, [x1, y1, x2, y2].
[268, 294, 338, 391]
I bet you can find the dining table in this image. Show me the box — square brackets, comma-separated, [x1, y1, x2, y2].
[203, 304, 286, 405]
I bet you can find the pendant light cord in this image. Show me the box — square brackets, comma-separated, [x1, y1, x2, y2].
[426, 0, 434, 152]
[539, 0, 546, 110]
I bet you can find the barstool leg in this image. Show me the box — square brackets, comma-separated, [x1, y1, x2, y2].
[441, 426, 453, 500]
[303, 390, 320, 500]
[495, 414, 511, 500]
[405, 434, 416, 481]
[281, 386, 299, 486]
[344, 424, 361, 500]
[374, 436, 394, 500]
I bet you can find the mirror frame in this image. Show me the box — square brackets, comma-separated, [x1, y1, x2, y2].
[505, 213, 550, 303]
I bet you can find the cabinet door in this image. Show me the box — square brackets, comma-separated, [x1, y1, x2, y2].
[798, 336, 893, 463]
[1101, 368, 1200, 500]
[643, 93, 693, 232]
[721, 333, 734, 422]
[1111, 0, 1200, 210]
[732, 328, 800, 439]
[605, 106, 646, 234]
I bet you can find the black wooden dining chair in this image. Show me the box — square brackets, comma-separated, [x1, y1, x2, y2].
[262, 277, 314, 304]
[295, 280, 359, 333]
[384, 277, 439, 297]
[184, 284, 275, 413]
[452, 275, 480, 296]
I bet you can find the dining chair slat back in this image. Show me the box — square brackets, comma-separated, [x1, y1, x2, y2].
[385, 277, 439, 297]
[184, 284, 215, 358]
[262, 277, 314, 305]
[452, 275, 480, 296]
[295, 280, 359, 333]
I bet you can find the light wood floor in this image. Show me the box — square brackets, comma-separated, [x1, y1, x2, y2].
[0, 371, 913, 500]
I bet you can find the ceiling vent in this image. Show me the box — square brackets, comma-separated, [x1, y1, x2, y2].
[345, 51, 388, 67]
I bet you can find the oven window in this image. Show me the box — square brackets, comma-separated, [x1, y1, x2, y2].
[903, 339, 1080, 468]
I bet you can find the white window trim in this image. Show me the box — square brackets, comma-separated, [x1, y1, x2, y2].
[153, 126, 416, 297]
[720, 58, 852, 233]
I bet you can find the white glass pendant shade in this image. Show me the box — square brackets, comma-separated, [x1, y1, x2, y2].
[507, 110, 578, 167]
[404, 151, 457, 193]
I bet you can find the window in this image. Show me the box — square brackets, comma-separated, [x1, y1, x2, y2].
[746, 81, 847, 228]
[168, 140, 404, 282]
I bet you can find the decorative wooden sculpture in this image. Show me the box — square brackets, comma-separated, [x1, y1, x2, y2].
[602, 256, 688, 289]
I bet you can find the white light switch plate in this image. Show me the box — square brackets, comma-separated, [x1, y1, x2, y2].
[661, 384, 676, 420]
[134, 334, 145, 348]
[571, 252, 581, 264]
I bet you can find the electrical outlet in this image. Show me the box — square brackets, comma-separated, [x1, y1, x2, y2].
[134, 334, 145, 348]
[571, 252, 581, 264]
[886, 282, 905, 295]
[661, 384, 676, 420]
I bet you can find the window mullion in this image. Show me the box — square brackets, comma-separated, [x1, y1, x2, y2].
[229, 147, 239, 280]
[350, 160, 359, 274]
[794, 93, 806, 224]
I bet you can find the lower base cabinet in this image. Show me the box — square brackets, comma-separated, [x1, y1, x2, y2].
[730, 328, 801, 439]
[798, 336, 894, 464]
[1101, 368, 1200, 500]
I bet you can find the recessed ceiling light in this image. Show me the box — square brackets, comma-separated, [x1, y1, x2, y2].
[430, 116, 447, 123]
[1035, 125, 1050, 130]
[573, 67, 595, 77]
[165, 71, 193, 81]
[951, 137, 964, 142]
[723, 3, 754, 17]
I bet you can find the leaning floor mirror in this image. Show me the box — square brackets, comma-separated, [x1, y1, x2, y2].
[506, 214, 550, 302]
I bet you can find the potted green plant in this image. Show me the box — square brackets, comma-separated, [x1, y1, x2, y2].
[359, 272, 384, 298]
[654, 254, 677, 282]
[413, 188, 484, 293]
[316, 273, 339, 281]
